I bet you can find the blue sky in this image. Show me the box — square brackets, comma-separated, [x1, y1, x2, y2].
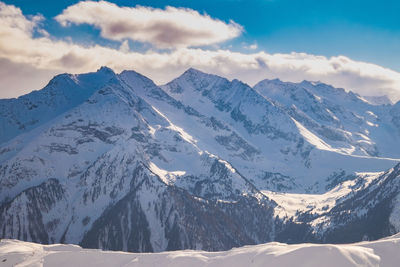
[6, 0, 400, 71]
[0, 0, 400, 100]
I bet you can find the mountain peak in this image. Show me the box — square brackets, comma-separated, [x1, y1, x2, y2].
[300, 80, 324, 87]
[179, 67, 224, 82]
[97, 66, 115, 75]
[183, 67, 207, 76]
[120, 69, 150, 79]
[163, 67, 226, 92]
[118, 70, 166, 100]
[271, 78, 282, 83]
[255, 78, 284, 87]
[119, 69, 156, 89]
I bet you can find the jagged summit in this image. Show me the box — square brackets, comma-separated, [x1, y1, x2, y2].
[176, 67, 248, 85]
[182, 67, 209, 76]
[97, 66, 115, 74]
[271, 78, 282, 82]
[256, 78, 283, 84]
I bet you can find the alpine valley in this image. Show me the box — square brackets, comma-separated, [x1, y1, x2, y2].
[1, 67, 400, 252]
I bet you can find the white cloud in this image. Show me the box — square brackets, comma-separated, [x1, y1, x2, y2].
[244, 43, 258, 50]
[119, 40, 130, 53]
[249, 44, 258, 50]
[55, 1, 243, 49]
[1, 1, 400, 102]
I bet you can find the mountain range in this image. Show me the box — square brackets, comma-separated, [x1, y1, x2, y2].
[0, 67, 399, 252]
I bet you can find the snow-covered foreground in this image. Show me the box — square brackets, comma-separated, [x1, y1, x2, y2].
[1, 235, 400, 267]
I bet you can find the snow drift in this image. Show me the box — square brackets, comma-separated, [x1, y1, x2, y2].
[1, 234, 400, 267]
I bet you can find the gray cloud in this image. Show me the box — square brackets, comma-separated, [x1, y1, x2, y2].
[57, 51, 89, 68]
[0, 57, 57, 98]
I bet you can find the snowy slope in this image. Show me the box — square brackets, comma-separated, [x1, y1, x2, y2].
[254, 78, 400, 159]
[0, 67, 116, 145]
[265, 163, 400, 243]
[2, 234, 400, 267]
[158, 69, 398, 192]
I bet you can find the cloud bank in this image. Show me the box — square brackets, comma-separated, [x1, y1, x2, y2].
[0, 1, 400, 102]
[55, 1, 242, 49]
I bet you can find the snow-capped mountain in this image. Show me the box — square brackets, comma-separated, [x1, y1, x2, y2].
[0, 67, 400, 252]
[0, 68, 276, 252]
[254, 78, 399, 159]
[161, 69, 398, 192]
[0, 67, 116, 144]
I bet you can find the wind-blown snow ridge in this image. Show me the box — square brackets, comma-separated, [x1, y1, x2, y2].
[2, 235, 400, 267]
